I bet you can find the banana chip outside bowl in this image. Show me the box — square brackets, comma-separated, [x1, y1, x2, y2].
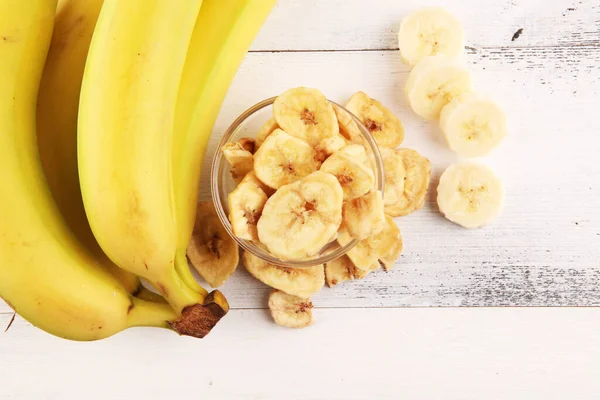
[211, 96, 385, 268]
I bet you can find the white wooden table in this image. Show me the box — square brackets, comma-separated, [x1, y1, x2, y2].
[2, 0, 600, 398]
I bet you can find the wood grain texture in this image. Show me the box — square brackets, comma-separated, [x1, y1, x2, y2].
[2, 309, 600, 399]
[252, 0, 600, 51]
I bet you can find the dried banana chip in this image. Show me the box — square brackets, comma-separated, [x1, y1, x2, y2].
[255, 117, 279, 149]
[228, 173, 268, 241]
[345, 91, 405, 149]
[257, 171, 343, 261]
[268, 290, 314, 329]
[253, 129, 320, 190]
[221, 141, 254, 183]
[238, 137, 256, 154]
[320, 147, 374, 202]
[324, 255, 362, 287]
[338, 215, 402, 271]
[273, 87, 339, 146]
[315, 135, 347, 163]
[384, 148, 431, 217]
[187, 201, 239, 288]
[242, 251, 324, 297]
[333, 104, 364, 144]
[342, 190, 386, 240]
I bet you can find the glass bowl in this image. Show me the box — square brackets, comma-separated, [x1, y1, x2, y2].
[211, 96, 385, 267]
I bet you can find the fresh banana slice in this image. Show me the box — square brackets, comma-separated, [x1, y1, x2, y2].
[439, 92, 507, 157]
[253, 129, 320, 190]
[324, 255, 361, 287]
[384, 148, 431, 217]
[315, 135, 347, 163]
[338, 215, 402, 271]
[257, 171, 343, 261]
[242, 251, 325, 297]
[345, 91, 404, 149]
[273, 87, 339, 146]
[405, 55, 472, 120]
[268, 290, 314, 329]
[222, 141, 254, 183]
[437, 162, 504, 228]
[238, 137, 256, 154]
[255, 117, 279, 149]
[333, 104, 363, 144]
[320, 148, 374, 201]
[398, 7, 465, 68]
[187, 201, 239, 288]
[342, 190, 386, 240]
[380, 147, 406, 207]
[228, 173, 268, 242]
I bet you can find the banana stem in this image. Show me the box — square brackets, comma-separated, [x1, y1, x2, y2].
[174, 249, 208, 297]
[152, 265, 206, 314]
[126, 297, 178, 329]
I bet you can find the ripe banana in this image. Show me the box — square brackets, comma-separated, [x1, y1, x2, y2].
[437, 162, 504, 228]
[345, 91, 405, 149]
[187, 202, 239, 288]
[398, 7, 464, 68]
[253, 129, 320, 190]
[268, 290, 314, 329]
[273, 87, 340, 146]
[36, 0, 145, 296]
[172, 0, 278, 291]
[439, 92, 507, 157]
[242, 252, 325, 298]
[0, 0, 177, 341]
[78, 0, 230, 333]
[405, 55, 472, 120]
[257, 171, 344, 261]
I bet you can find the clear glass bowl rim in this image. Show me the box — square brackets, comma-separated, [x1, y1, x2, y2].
[211, 96, 385, 268]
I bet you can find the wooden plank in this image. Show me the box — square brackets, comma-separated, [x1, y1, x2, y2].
[1, 47, 599, 314]
[2, 309, 600, 399]
[252, 0, 600, 51]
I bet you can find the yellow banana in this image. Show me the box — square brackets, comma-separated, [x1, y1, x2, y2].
[77, 0, 229, 331]
[0, 0, 177, 341]
[173, 0, 278, 279]
[36, 0, 145, 295]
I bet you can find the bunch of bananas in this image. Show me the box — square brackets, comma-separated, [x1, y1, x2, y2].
[0, 0, 276, 341]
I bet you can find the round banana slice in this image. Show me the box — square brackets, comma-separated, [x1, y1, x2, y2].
[437, 162, 504, 228]
[187, 201, 239, 288]
[342, 190, 386, 240]
[405, 55, 472, 120]
[255, 116, 279, 149]
[384, 148, 431, 217]
[320, 148, 374, 201]
[253, 129, 320, 190]
[242, 251, 325, 297]
[333, 104, 364, 144]
[273, 87, 339, 146]
[345, 91, 404, 149]
[337, 215, 402, 271]
[380, 147, 406, 207]
[440, 92, 507, 157]
[228, 173, 269, 242]
[315, 134, 347, 163]
[398, 7, 465, 68]
[221, 141, 254, 183]
[268, 290, 314, 329]
[337, 144, 370, 166]
[257, 171, 343, 261]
